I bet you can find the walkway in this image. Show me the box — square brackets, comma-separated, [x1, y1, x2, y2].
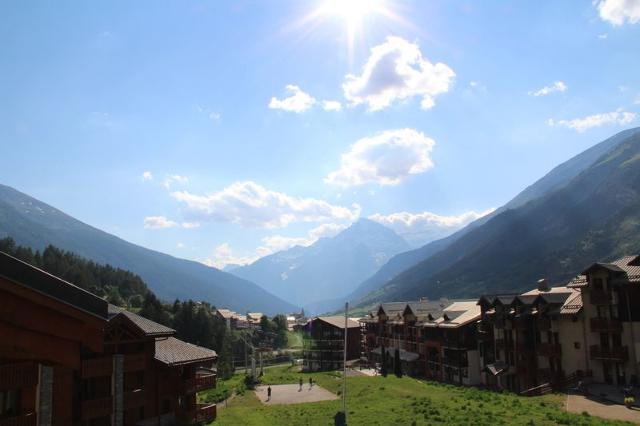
[254, 384, 338, 405]
[566, 391, 640, 424]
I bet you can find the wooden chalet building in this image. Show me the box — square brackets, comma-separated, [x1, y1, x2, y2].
[360, 299, 482, 384]
[0, 251, 217, 426]
[302, 317, 360, 372]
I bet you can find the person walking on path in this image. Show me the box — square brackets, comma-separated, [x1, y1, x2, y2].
[267, 385, 272, 402]
[309, 377, 313, 389]
[299, 377, 303, 391]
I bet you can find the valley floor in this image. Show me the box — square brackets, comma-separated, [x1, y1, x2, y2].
[203, 366, 634, 426]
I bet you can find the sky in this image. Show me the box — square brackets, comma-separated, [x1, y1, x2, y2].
[1, 0, 639, 268]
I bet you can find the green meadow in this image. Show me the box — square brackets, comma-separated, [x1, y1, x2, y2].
[202, 366, 631, 426]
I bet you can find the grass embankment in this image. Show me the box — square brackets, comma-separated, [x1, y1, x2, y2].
[207, 366, 632, 426]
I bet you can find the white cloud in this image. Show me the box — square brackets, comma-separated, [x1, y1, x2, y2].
[325, 128, 436, 187]
[369, 208, 495, 246]
[203, 243, 261, 269]
[177, 242, 185, 248]
[181, 222, 200, 229]
[171, 181, 361, 228]
[144, 216, 178, 229]
[342, 36, 455, 111]
[598, 33, 609, 39]
[596, 0, 640, 25]
[163, 174, 189, 189]
[209, 112, 222, 121]
[633, 94, 640, 105]
[528, 81, 567, 97]
[269, 85, 316, 113]
[322, 100, 342, 111]
[142, 171, 153, 181]
[548, 109, 637, 132]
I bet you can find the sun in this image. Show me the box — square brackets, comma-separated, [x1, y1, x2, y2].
[318, 0, 387, 24]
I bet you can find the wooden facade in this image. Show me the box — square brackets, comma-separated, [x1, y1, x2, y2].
[0, 252, 217, 426]
[302, 317, 360, 371]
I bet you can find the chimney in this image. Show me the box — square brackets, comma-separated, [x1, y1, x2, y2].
[537, 278, 549, 292]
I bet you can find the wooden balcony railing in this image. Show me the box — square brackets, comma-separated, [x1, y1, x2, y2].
[495, 338, 505, 350]
[124, 353, 146, 372]
[81, 357, 112, 379]
[589, 289, 612, 305]
[123, 389, 146, 410]
[184, 373, 216, 394]
[81, 396, 113, 421]
[188, 403, 216, 424]
[590, 317, 622, 333]
[0, 363, 38, 390]
[537, 317, 551, 331]
[0, 413, 37, 426]
[590, 345, 629, 361]
[537, 343, 562, 357]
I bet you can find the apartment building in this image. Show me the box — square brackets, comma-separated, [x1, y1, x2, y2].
[302, 316, 360, 372]
[0, 251, 217, 426]
[567, 255, 640, 386]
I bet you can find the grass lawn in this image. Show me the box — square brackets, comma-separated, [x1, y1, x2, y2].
[286, 330, 304, 349]
[208, 366, 632, 426]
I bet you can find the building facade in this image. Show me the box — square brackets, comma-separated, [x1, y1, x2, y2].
[0, 251, 217, 426]
[302, 317, 360, 372]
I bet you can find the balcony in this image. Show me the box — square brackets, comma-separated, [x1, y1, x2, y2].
[188, 403, 216, 424]
[589, 289, 612, 305]
[0, 363, 38, 390]
[590, 345, 629, 361]
[0, 413, 37, 426]
[124, 353, 146, 372]
[81, 357, 112, 379]
[124, 389, 146, 410]
[81, 396, 113, 421]
[494, 318, 505, 329]
[590, 317, 622, 333]
[184, 373, 216, 394]
[495, 338, 505, 350]
[538, 317, 551, 331]
[537, 343, 562, 357]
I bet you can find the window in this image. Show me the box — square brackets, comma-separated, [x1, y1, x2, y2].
[593, 278, 604, 290]
[574, 342, 581, 349]
[0, 389, 21, 418]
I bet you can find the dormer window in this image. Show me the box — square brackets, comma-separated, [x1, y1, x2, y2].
[593, 278, 604, 290]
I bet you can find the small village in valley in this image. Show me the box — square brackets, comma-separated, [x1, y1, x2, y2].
[2, 0, 640, 425]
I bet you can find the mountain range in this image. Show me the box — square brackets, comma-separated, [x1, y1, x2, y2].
[232, 218, 410, 311]
[349, 127, 640, 307]
[0, 184, 296, 315]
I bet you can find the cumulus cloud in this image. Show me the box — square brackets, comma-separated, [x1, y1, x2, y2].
[171, 181, 360, 228]
[342, 36, 455, 111]
[142, 171, 153, 181]
[369, 208, 495, 247]
[144, 216, 178, 229]
[181, 222, 200, 229]
[528, 81, 567, 97]
[203, 243, 261, 269]
[596, 0, 640, 25]
[322, 100, 342, 111]
[163, 174, 189, 189]
[325, 128, 435, 187]
[547, 109, 637, 132]
[269, 85, 317, 113]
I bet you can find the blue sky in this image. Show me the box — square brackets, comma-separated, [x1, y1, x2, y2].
[1, 0, 639, 267]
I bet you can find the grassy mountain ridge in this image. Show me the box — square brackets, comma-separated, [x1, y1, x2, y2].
[0, 184, 296, 315]
[355, 128, 640, 305]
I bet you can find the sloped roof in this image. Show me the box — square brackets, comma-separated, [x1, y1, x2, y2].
[108, 305, 175, 337]
[155, 337, 217, 366]
[425, 301, 481, 328]
[0, 251, 108, 320]
[378, 302, 407, 316]
[576, 255, 640, 284]
[314, 316, 360, 329]
[216, 308, 236, 319]
[559, 291, 583, 315]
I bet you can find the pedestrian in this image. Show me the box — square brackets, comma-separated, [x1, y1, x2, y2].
[299, 377, 303, 391]
[267, 385, 272, 402]
[309, 377, 313, 389]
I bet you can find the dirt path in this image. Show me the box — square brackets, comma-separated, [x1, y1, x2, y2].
[254, 384, 338, 405]
[566, 392, 640, 424]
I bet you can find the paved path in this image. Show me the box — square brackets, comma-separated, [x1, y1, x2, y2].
[566, 392, 640, 424]
[254, 384, 338, 405]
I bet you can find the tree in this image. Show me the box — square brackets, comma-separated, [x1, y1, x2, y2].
[260, 315, 272, 333]
[381, 344, 388, 377]
[394, 348, 402, 378]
